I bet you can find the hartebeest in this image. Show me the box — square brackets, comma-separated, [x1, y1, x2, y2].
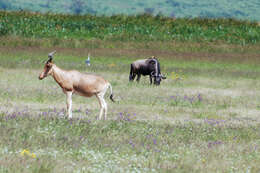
[39, 51, 115, 119]
[129, 56, 166, 85]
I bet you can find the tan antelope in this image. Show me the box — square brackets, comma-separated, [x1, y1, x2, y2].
[39, 51, 115, 119]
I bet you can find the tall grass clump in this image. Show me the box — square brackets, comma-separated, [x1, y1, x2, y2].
[0, 11, 259, 45]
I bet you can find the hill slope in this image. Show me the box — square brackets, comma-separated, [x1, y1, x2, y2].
[1, 0, 260, 21]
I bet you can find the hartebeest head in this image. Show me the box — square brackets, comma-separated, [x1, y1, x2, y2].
[38, 51, 56, 80]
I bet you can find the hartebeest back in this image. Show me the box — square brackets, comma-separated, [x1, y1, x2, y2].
[39, 51, 115, 119]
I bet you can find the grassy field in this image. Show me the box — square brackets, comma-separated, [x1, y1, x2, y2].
[0, 45, 259, 172]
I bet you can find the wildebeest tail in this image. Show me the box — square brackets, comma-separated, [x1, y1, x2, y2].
[129, 64, 134, 81]
[108, 83, 115, 102]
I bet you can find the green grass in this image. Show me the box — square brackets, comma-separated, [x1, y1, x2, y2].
[0, 116, 259, 172]
[0, 46, 260, 172]
[0, 11, 260, 45]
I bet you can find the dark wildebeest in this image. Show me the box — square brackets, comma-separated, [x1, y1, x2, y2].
[129, 56, 166, 85]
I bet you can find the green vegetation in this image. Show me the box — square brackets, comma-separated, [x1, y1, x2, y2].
[1, 116, 259, 172]
[0, 5, 260, 172]
[0, 47, 260, 172]
[0, 11, 260, 45]
[2, 0, 260, 21]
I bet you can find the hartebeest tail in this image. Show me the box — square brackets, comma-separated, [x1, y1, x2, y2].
[108, 83, 115, 102]
[39, 51, 115, 120]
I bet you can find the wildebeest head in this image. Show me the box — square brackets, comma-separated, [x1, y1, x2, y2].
[151, 72, 166, 85]
[149, 57, 166, 85]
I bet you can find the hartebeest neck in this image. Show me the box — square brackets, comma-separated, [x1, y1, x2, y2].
[51, 65, 67, 86]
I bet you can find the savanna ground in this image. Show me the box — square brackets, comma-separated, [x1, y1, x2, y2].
[0, 42, 260, 173]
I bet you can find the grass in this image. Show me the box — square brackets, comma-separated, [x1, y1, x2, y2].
[0, 11, 260, 45]
[0, 46, 260, 172]
[0, 116, 259, 172]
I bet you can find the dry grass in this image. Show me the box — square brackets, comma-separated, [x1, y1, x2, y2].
[0, 62, 260, 124]
[0, 47, 260, 172]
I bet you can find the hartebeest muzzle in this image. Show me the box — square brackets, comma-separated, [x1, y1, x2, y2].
[38, 70, 49, 80]
[38, 72, 45, 80]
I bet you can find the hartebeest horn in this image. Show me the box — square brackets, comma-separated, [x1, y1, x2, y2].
[48, 50, 56, 58]
[47, 50, 56, 63]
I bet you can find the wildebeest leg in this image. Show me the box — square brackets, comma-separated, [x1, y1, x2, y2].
[131, 73, 136, 81]
[66, 91, 73, 119]
[149, 75, 153, 84]
[130, 73, 136, 81]
[136, 74, 141, 82]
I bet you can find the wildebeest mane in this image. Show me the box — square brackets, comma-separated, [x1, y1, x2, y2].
[147, 57, 161, 76]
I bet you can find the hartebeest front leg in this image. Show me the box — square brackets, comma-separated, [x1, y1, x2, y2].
[66, 91, 73, 118]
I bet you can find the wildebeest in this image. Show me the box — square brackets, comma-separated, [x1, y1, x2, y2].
[129, 56, 166, 85]
[39, 51, 115, 119]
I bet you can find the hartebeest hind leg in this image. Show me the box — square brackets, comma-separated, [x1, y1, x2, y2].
[96, 85, 109, 120]
[66, 91, 73, 119]
[96, 94, 107, 120]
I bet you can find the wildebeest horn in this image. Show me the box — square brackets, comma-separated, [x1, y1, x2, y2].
[160, 74, 166, 79]
[151, 71, 155, 76]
